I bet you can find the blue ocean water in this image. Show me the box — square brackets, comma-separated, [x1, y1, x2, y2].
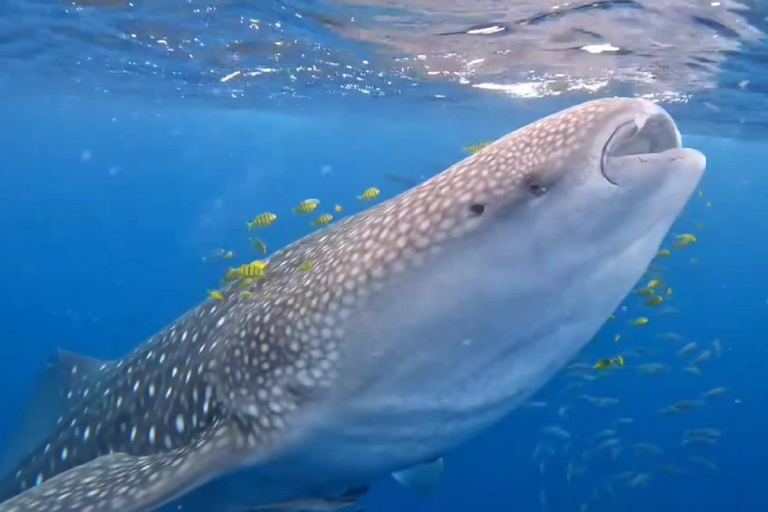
[1, 0, 768, 511]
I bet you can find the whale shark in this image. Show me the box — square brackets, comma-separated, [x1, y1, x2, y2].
[0, 97, 705, 511]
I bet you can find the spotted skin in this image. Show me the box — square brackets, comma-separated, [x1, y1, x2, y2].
[0, 98, 703, 511]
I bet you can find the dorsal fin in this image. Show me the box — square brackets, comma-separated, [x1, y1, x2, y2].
[50, 348, 113, 406]
[0, 348, 112, 478]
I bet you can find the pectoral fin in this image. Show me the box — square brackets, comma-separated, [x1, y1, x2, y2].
[0, 421, 245, 512]
[391, 457, 444, 495]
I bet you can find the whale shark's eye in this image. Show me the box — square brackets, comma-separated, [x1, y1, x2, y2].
[469, 203, 485, 215]
[528, 182, 546, 196]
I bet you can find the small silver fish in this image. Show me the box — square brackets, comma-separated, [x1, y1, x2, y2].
[678, 342, 697, 357]
[541, 425, 571, 440]
[691, 349, 712, 366]
[593, 429, 617, 440]
[685, 428, 721, 438]
[532, 441, 556, 461]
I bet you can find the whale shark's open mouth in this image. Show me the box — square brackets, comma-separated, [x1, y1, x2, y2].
[601, 109, 682, 186]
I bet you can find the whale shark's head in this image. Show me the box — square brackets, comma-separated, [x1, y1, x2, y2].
[531, 98, 703, 244]
[449, 98, 705, 304]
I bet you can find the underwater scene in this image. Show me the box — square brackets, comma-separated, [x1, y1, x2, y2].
[1, 0, 767, 511]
